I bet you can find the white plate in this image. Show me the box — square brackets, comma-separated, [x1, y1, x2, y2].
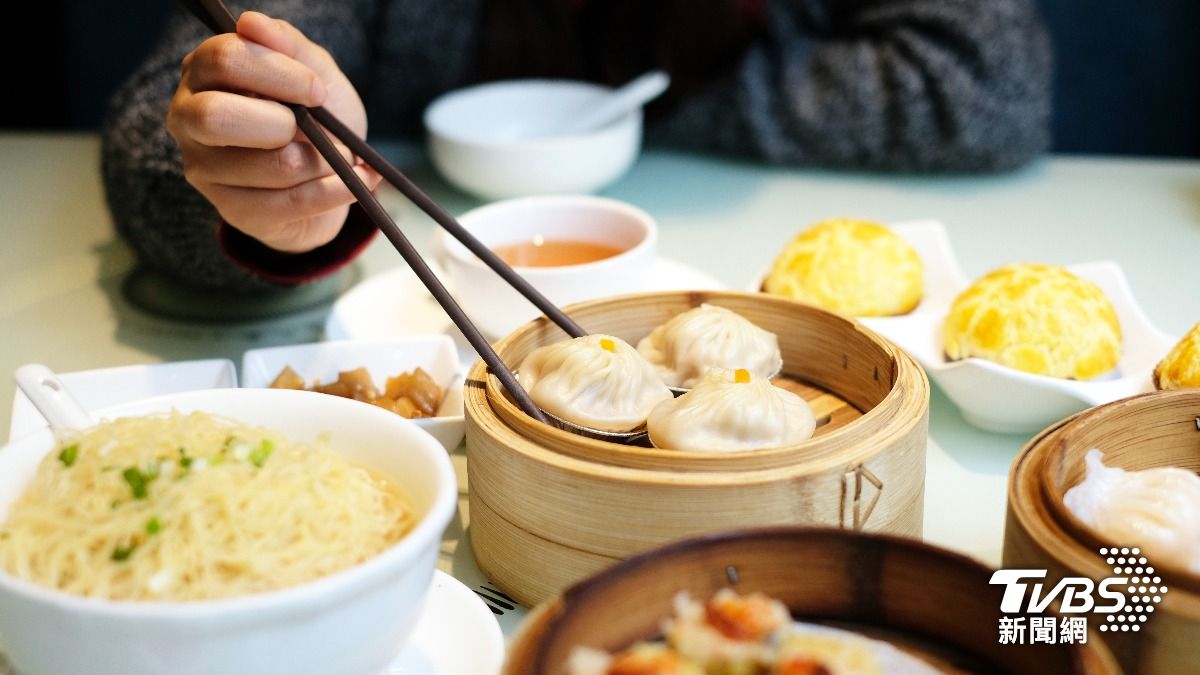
[385, 570, 504, 675]
[0, 570, 502, 675]
[326, 257, 726, 370]
[8, 360, 237, 442]
[751, 220, 1176, 433]
[241, 337, 466, 451]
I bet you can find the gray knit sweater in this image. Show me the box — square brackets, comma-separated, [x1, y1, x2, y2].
[102, 0, 1051, 295]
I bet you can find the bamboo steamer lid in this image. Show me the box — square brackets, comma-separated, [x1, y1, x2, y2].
[1005, 389, 1200, 674]
[467, 291, 929, 606]
[505, 528, 1121, 674]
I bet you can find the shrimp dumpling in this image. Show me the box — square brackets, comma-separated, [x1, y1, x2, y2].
[1063, 449, 1200, 574]
[647, 369, 815, 452]
[517, 334, 672, 432]
[637, 304, 783, 388]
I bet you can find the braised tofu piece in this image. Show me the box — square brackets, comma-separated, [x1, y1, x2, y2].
[336, 367, 378, 401]
[385, 367, 443, 416]
[269, 366, 306, 390]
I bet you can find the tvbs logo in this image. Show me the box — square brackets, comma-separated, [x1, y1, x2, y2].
[989, 548, 1168, 643]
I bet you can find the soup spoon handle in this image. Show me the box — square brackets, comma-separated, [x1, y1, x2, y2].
[14, 364, 97, 431]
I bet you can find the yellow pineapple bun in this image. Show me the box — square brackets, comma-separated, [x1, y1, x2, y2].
[763, 218, 923, 317]
[943, 263, 1122, 379]
[1154, 322, 1200, 389]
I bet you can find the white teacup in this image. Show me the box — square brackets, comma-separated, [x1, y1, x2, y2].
[437, 195, 657, 339]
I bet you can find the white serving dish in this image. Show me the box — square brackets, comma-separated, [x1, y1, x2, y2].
[424, 80, 641, 199]
[8, 359, 237, 442]
[241, 337, 465, 451]
[752, 220, 1176, 433]
[0, 388, 457, 675]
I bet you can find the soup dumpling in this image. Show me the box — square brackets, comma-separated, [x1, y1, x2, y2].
[517, 334, 672, 432]
[637, 304, 783, 388]
[647, 369, 815, 452]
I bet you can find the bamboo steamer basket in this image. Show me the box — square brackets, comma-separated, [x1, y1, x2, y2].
[505, 528, 1121, 674]
[1004, 389, 1200, 674]
[466, 291, 929, 606]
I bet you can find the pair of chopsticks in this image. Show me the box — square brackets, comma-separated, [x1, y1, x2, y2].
[181, 0, 590, 424]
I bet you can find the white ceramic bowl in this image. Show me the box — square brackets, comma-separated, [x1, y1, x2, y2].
[424, 80, 641, 199]
[0, 388, 457, 675]
[241, 337, 465, 451]
[8, 360, 237, 442]
[436, 195, 657, 339]
[751, 220, 1177, 433]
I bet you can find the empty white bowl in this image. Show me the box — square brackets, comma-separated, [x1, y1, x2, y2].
[424, 80, 642, 199]
[241, 337, 465, 451]
[0, 388, 457, 675]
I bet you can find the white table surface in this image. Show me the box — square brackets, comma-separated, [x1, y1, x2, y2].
[3, 132, 1200, 638]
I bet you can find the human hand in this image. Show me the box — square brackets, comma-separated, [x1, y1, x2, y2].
[167, 11, 380, 253]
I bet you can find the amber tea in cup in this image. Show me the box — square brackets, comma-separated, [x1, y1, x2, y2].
[493, 237, 625, 267]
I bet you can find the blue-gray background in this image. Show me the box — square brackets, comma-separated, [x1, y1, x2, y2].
[5, 0, 1197, 157]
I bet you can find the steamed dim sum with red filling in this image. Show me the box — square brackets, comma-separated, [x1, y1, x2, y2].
[647, 369, 815, 452]
[568, 589, 942, 675]
[637, 304, 783, 388]
[517, 334, 672, 432]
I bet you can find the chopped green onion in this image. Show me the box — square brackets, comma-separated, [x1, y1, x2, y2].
[144, 461, 160, 479]
[111, 499, 122, 509]
[122, 467, 149, 500]
[145, 516, 161, 536]
[112, 543, 137, 561]
[248, 439, 274, 468]
[178, 447, 192, 468]
[58, 444, 79, 467]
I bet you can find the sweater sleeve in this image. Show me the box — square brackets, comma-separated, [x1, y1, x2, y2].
[648, 0, 1052, 172]
[100, 1, 377, 295]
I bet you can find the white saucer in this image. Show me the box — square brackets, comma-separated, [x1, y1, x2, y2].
[326, 257, 726, 370]
[749, 220, 1177, 433]
[386, 570, 505, 675]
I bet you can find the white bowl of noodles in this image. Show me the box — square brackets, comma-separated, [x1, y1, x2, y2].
[0, 388, 457, 675]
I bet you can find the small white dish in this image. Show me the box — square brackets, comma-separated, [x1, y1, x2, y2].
[7, 359, 237, 442]
[326, 257, 726, 371]
[424, 79, 642, 199]
[384, 570, 504, 675]
[241, 337, 465, 451]
[751, 220, 1176, 433]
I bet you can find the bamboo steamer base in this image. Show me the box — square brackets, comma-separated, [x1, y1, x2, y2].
[505, 529, 1121, 675]
[1004, 389, 1200, 674]
[468, 291, 929, 607]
